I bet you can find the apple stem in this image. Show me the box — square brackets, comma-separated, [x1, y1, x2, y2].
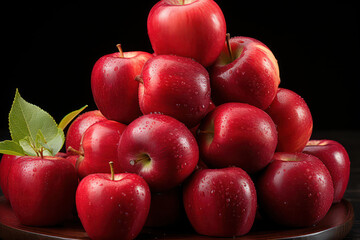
[39, 147, 44, 159]
[198, 130, 215, 135]
[109, 161, 115, 181]
[135, 75, 144, 84]
[226, 33, 233, 61]
[130, 154, 151, 166]
[67, 146, 84, 156]
[116, 44, 124, 58]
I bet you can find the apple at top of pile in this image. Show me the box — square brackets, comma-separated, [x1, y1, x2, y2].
[147, 0, 226, 67]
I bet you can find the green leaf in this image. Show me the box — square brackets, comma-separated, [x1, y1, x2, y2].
[19, 137, 40, 156]
[9, 89, 59, 144]
[0, 140, 26, 156]
[36, 128, 65, 156]
[8, 89, 65, 156]
[58, 105, 88, 130]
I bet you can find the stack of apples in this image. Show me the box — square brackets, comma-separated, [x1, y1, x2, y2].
[0, 0, 351, 239]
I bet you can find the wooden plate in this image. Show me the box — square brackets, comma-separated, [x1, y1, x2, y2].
[0, 196, 354, 240]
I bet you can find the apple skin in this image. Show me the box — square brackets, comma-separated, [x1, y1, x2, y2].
[76, 172, 151, 240]
[257, 152, 334, 227]
[91, 50, 152, 124]
[7, 156, 78, 226]
[303, 140, 350, 203]
[210, 36, 280, 110]
[117, 114, 199, 192]
[145, 187, 183, 227]
[147, 0, 226, 67]
[66, 110, 106, 155]
[0, 154, 22, 201]
[198, 102, 277, 173]
[138, 55, 211, 128]
[76, 120, 127, 179]
[190, 100, 216, 137]
[183, 167, 257, 237]
[265, 88, 313, 152]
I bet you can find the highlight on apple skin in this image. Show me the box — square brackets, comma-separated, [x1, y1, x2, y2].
[137, 55, 211, 128]
[183, 167, 257, 237]
[210, 35, 280, 110]
[257, 152, 334, 228]
[91, 46, 152, 124]
[76, 170, 151, 240]
[265, 88, 313, 152]
[117, 114, 199, 192]
[303, 139, 350, 203]
[197, 102, 278, 173]
[147, 0, 226, 67]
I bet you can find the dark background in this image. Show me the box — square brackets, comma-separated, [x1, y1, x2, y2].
[0, 2, 360, 238]
[1, 1, 359, 137]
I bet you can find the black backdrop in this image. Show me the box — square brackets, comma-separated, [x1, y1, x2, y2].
[1, 1, 359, 137]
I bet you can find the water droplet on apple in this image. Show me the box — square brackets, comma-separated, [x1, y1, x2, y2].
[130, 160, 135, 166]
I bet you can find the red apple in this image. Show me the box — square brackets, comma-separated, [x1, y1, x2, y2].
[257, 152, 334, 227]
[65, 155, 77, 167]
[190, 100, 216, 137]
[0, 154, 22, 201]
[7, 156, 78, 226]
[91, 45, 152, 124]
[265, 88, 313, 152]
[117, 114, 199, 192]
[137, 55, 211, 128]
[198, 102, 277, 173]
[183, 167, 257, 237]
[74, 120, 127, 179]
[65, 110, 106, 155]
[145, 187, 183, 227]
[76, 162, 151, 240]
[210, 35, 280, 110]
[303, 140, 350, 203]
[147, 0, 226, 67]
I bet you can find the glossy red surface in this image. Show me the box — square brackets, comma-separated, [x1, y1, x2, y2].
[198, 102, 277, 173]
[77, 120, 126, 179]
[210, 36, 280, 110]
[183, 167, 257, 237]
[76, 173, 150, 240]
[303, 140, 350, 203]
[265, 88, 313, 152]
[65, 110, 106, 155]
[118, 114, 199, 192]
[147, 0, 226, 67]
[7, 156, 78, 226]
[138, 55, 211, 128]
[91, 51, 152, 124]
[0, 155, 21, 201]
[257, 152, 334, 227]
